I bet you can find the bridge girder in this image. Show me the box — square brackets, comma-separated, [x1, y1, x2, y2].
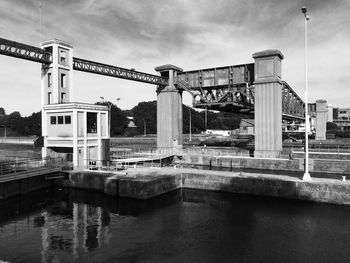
[176, 65, 305, 120]
[0, 37, 52, 64]
[73, 57, 168, 86]
[0, 37, 168, 86]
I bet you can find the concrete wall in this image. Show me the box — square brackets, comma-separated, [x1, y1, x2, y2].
[0, 175, 52, 199]
[46, 112, 73, 137]
[57, 168, 350, 205]
[178, 154, 350, 179]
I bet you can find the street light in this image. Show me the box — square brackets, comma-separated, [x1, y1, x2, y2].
[302, 6, 311, 181]
[188, 107, 192, 142]
[142, 118, 146, 136]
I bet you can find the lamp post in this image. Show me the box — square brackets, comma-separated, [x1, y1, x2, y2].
[188, 107, 192, 142]
[142, 118, 146, 136]
[302, 6, 311, 181]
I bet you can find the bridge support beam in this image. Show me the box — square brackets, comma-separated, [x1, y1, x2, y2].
[155, 65, 183, 153]
[316, 99, 328, 140]
[253, 50, 284, 158]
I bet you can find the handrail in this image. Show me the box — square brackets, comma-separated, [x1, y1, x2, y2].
[0, 157, 63, 176]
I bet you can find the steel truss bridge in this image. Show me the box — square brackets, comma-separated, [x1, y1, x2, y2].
[0, 37, 304, 120]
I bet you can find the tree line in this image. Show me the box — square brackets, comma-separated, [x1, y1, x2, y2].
[0, 102, 251, 137]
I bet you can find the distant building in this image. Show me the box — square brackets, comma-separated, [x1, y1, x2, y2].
[205, 129, 232, 137]
[127, 116, 137, 128]
[333, 107, 350, 130]
[239, 119, 254, 134]
[123, 116, 138, 136]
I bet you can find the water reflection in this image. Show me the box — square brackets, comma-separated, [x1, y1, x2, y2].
[10, 189, 182, 262]
[37, 195, 112, 262]
[1, 188, 350, 263]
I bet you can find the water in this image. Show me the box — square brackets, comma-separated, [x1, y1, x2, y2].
[0, 188, 350, 263]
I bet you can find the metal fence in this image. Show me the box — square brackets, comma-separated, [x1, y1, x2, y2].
[0, 157, 63, 176]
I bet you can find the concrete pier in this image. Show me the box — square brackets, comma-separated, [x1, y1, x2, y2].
[316, 99, 328, 140]
[155, 65, 183, 151]
[57, 167, 350, 205]
[253, 50, 284, 158]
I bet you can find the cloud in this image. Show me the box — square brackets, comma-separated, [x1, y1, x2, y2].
[1, 0, 350, 115]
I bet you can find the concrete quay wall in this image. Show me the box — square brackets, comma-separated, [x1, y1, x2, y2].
[178, 154, 350, 179]
[59, 168, 350, 205]
[0, 174, 52, 200]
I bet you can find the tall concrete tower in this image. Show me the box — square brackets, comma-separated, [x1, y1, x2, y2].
[40, 39, 74, 159]
[40, 39, 73, 107]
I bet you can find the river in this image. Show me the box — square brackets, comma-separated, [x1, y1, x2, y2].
[0, 188, 350, 262]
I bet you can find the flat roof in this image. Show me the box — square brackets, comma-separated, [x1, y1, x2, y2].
[43, 102, 108, 111]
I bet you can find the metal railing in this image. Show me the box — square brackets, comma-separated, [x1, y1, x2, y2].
[83, 157, 170, 171]
[181, 147, 251, 157]
[0, 157, 63, 176]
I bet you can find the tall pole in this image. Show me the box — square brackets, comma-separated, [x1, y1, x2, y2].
[39, 1, 42, 42]
[302, 7, 311, 181]
[108, 102, 111, 137]
[188, 107, 192, 142]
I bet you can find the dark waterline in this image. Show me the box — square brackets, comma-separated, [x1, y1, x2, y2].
[0, 188, 350, 263]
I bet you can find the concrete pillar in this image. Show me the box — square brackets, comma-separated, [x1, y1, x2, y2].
[327, 103, 333, 122]
[316, 99, 327, 140]
[40, 39, 73, 160]
[253, 50, 284, 158]
[155, 65, 183, 151]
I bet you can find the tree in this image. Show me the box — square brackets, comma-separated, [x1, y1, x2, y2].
[326, 122, 338, 131]
[132, 101, 157, 134]
[7, 111, 22, 133]
[95, 101, 128, 136]
[0, 107, 5, 115]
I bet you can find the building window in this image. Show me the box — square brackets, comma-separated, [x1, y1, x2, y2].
[61, 92, 66, 103]
[58, 116, 64, 124]
[48, 73, 52, 87]
[87, 112, 97, 133]
[61, 74, 66, 88]
[60, 50, 66, 64]
[50, 116, 56, 124]
[48, 92, 52, 104]
[67, 153, 73, 162]
[65, 116, 71, 124]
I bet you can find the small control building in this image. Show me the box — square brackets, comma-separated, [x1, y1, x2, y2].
[42, 103, 109, 168]
[40, 39, 110, 168]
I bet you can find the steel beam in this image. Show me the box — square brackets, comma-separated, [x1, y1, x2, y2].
[0, 37, 51, 64]
[178, 63, 254, 89]
[73, 57, 168, 86]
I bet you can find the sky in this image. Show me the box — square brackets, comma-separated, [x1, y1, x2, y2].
[0, 0, 350, 116]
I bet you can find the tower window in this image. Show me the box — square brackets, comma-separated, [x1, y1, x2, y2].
[48, 92, 52, 104]
[61, 92, 66, 103]
[61, 74, 67, 88]
[48, 73, 52, 87]
[60, 51, 67, 64]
